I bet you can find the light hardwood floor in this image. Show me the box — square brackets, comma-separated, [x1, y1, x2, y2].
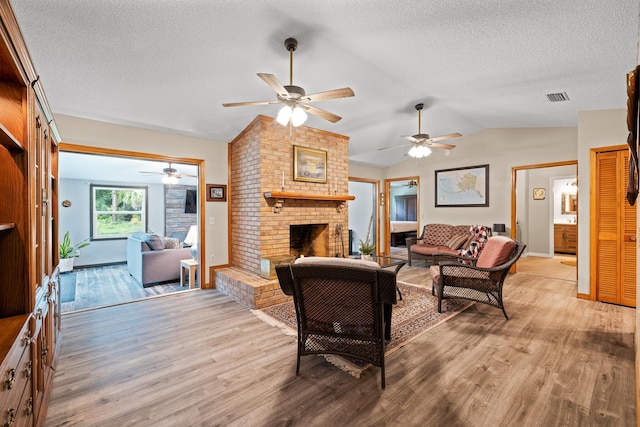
[46, 257, 634, 426]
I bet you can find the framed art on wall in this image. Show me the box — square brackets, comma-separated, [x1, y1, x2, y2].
[435, 164, 489, 207]
[206, 184, 227, 202]
[293, 145, 327, 183]
[533, 187, 546, 200]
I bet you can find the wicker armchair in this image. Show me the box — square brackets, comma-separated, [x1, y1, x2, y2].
[276, 262, 393, 389]
[429, 236, 526, 319]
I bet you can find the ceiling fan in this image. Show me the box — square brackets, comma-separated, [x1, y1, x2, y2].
[378, 103, 462, 158]
[222, 37, 354, 126]
[138, 163, 196, 184]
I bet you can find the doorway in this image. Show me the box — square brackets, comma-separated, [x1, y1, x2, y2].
[511, 161, 577, 275]
[348, 178, 379, 256]
[384, 176, 420, 254]
[58, 143, 205, 312]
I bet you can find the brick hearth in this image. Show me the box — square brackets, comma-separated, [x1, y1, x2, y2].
[215, 115, 351, 309]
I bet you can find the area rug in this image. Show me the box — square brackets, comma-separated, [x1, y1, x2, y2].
[60, 272, 77, 303]
[252, 281, 472, 377]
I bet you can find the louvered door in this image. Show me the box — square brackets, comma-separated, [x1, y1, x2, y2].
[595, 149, 636, 307]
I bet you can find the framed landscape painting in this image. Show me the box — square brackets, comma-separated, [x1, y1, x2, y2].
[435, 164, 489, 207]
[293, 145, 327, 183]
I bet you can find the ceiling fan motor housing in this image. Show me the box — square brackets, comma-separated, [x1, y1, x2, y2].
[284, 37, 298, 52]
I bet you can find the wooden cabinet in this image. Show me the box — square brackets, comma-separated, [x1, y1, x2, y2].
[554, 223, 577, 254]
[0, 1, 61, 425]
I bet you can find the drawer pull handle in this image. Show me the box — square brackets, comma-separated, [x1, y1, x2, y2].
[3, 368, 15, 390]
[23, 330, 31, 346]
[3, 407, 15, 426]
[24, 361, 32, 379]
[24, 397, 33, 417]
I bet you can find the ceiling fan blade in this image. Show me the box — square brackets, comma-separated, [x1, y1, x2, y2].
[257, 73, 290, 98]
[300, 104, 342, 123]
[138, 171, 163, 175]
[427, 132, 462, 142]
[181, 173, 198, 178]
[222, 100, 280, 107]
[426, 142, 456, 149]
[303, 87, 355, 103]
[378, 143, 412, 151]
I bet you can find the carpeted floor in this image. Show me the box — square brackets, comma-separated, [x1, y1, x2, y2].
[253, 281, 472, 376]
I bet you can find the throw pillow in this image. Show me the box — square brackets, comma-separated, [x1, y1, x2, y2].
[162, 237, 180, 249]
[147, 234, 165, 250]
[476, 236, 517, 268]
[446, 234, 468, 250]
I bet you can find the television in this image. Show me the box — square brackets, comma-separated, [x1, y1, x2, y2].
[185, 189, 197, 214]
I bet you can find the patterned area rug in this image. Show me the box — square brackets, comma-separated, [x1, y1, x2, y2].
[252, 281, 472, 377]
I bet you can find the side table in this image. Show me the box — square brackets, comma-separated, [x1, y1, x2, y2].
[180, 258, 198, 289]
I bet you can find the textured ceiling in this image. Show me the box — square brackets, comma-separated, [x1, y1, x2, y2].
[11, 0, 640, 167]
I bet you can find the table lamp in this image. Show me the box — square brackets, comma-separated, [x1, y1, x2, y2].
[492, 223, 506, 236]
[184, 225, 198, 259]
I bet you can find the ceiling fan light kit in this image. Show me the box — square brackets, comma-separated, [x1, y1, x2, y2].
[223, 37, 354, 127]
[162, 174, 180, 185]
[276, 104, 308, 127]
[408, 145, 432, 158]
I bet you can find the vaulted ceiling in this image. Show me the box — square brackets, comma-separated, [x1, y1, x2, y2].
[11, 0, 640, 167]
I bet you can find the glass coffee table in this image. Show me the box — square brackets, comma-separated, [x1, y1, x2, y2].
[358, 254, 406, 299]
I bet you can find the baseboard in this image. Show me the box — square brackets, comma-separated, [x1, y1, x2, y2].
[74, 261, 126, 269]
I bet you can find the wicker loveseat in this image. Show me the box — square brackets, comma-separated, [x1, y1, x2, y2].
[406, 224, 487, 266]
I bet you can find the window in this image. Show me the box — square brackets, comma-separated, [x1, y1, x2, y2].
[91, 185, 147, 239]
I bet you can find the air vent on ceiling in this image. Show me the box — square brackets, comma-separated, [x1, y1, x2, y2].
[546, 92, 570, 102]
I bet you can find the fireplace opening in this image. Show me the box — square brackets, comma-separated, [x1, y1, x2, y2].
[290, 224, 329, 258]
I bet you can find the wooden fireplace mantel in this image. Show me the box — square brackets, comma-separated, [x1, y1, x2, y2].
[263, 191, 355, 213]
[263, 191, 355, 202]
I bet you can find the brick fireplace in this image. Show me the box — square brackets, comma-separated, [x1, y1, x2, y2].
[214, 115, 351, 308]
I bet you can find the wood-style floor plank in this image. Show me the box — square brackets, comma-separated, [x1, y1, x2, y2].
[45, 257, 635, 426]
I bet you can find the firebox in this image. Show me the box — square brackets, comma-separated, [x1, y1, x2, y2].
[290, 224, 329, 257]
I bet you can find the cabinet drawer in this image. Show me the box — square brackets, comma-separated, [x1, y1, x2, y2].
[0, 318, 31, 411]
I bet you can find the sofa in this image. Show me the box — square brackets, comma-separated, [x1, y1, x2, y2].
[127, 232, 192, 287]
[406, 224, 491, 266]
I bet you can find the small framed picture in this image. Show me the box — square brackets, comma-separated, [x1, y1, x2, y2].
[533, 188, 546, 200]
[206, 184, 227, 202]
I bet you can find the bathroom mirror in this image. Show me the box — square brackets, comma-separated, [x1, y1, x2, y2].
[561, 193, 577, 214]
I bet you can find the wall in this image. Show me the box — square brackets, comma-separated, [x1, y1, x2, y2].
[54, 114, 228, 285]
[384, 127, 578, 230]
[59, 178, 165, 267]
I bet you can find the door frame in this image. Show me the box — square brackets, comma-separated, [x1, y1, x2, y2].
[59, 143, 206, 280]
[383, 176, 420, 254]
[511, 160, 577, 272]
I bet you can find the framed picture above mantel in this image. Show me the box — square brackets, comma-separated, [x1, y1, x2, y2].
[435, 164, 489, 207]
[293, 145, 327, 183]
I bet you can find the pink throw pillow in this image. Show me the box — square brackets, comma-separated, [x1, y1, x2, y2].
[476, 237, 516, 268]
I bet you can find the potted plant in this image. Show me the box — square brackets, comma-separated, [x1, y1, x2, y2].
[358, 213, 376, 260]
[59, 231, 90, 273]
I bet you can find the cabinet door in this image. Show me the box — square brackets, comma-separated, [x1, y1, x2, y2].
[554, 225, 564, 252]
